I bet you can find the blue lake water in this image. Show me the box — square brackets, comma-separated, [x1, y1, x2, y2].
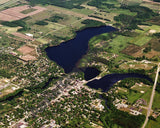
[45, 26, 116, 73]
[87, 73, 153, 92]
[84, 67, 100, 80]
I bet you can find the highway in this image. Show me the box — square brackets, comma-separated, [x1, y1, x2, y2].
[142, 63, 160, 128]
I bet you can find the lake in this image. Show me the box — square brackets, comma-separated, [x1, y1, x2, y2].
[45, 26, 116, 73]
[87, 73, 153, 92]
[84, 67, 100, 80]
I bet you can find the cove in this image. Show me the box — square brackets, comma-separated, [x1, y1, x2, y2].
[45, 26, 116, 73]
[84, 67, 100, 81]
[87, 73, 153, 92]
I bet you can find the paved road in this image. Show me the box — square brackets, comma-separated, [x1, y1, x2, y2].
[142, 63, 160, 128]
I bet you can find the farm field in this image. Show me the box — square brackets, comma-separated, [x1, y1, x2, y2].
[0, 5, 46, 21]
[0, 0, 20, 10]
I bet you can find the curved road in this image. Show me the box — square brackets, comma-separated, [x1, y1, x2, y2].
[142, 63, 160, 128]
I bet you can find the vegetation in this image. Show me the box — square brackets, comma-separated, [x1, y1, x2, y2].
[153, 32, 160, 38]
[0, 89, 24, 102]
[0, 69, 15, 78]
[21, 8, 37, 14]
[47, 15, 64, 23]
[117, 77, 152, 88]
[114, 14, 138, 30]
[114, 5, 157, 30]
[1, 20, 26, 27]
[35, 20, 48, 26]
[1, 20, 30, 32]
[100, 94, 146, 128]
[81, 19, 105, 28]
[28, 0, 87, 9]
[88, 0, 116, 9]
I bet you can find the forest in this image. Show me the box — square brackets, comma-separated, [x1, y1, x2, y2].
[27, 0, 87, 9]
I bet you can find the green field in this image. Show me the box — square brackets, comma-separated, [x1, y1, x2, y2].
[107, 35, 131, 53]
[71, 8, 94, 15]
[152, 92, 160, 110]
[146, 116, 160, 128]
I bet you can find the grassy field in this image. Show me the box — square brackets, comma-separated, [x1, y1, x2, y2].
[1, 26, 20, 34]
[130, 34, 152, 46]
[129, 85, 152, 104]
[152, 91, 160, 110]
[146, 116, 160, 128]
[71, 8, 94, 15]
[107, 35, 131, 53]
[110, 9, 137, 16]
[118, 84, 152, 105]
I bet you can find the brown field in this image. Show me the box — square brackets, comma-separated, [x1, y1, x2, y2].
[144, 50, 160, 58]
[0, 5, 46, 21]
[17, 45, 34, 55]
[120, 63, 154, 70]
[143, 38, 160, 52]
[17, 45, 37, 61]
[21, 54, 36, 61]
[122, 43, 160, 58]
[132, 49, 160, 58]
[121, 44, 142, 56]
[149, 16, 160, 25]
[13, 32, 34, 41]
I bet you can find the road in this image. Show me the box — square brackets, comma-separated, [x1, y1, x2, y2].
[142, 63, 160, 128]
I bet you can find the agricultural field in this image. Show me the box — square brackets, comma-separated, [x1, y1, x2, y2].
[0, 5, 46, 21]
[0, 0, 21, 10]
